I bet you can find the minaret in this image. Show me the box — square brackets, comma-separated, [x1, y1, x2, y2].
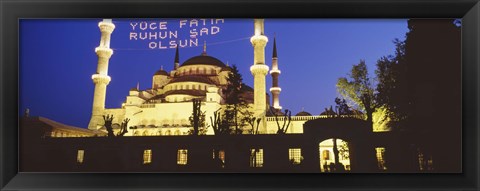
[270, 37, 282, 110]
[88, 19, 115, 130]
[250, 19, 269, 119]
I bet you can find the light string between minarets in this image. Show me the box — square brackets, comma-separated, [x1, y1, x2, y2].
[112, 36, 251, 51]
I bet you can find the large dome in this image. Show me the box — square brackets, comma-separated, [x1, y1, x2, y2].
[181, 55, 226, 68]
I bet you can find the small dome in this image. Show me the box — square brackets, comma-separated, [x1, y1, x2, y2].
[154, 69, 168, 76]
[181, 55, 226, 68]
[295, 111, 312, 116]
[266, 107, 285, 116]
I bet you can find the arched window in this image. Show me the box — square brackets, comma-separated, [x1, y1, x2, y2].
[165, 130, 171, 135]
[174, 130, 180, 135]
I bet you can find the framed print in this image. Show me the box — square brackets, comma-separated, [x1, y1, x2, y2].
[1, 0, 479, 190]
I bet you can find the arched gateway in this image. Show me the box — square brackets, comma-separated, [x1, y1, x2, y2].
[302, 117, 378, 172]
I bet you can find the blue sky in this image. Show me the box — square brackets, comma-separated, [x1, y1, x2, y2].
[19, 19, 408, 128]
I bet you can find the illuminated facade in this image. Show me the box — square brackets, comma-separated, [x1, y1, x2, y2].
[87, 19, 390, 136]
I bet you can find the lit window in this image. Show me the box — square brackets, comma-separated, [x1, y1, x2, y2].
[322, 150, 330, 160]
[177, 149, 188, 165]
[77, 150, 84, 164]
[213, 149, 225, 168]
[289, 148, 302, 165]
[375, 147, 387, 170]
[250, 149, 263, 167]
[427, 156, 434, 170]
[143, 149, 152, 164]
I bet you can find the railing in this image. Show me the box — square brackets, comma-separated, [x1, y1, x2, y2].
[265, 115, 363, 122]
[140, 104, 155, 108]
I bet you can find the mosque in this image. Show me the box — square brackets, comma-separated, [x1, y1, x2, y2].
[19, 19, 405, 173]
[87, 19, 335, 136]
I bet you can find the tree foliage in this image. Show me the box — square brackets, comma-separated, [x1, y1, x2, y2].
[222, 64, 248, 134]
[334, 97, 353, 116]
[189, 99, 203, 135]
[375, 39, 408, 129]
[336, 60, 378, 125]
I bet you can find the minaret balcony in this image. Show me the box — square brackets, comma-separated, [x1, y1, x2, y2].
[270, 87, 282, 92]
[250, 64, 269, 76]
[95, 47, 113, 57]
[250, 35, 268, 46]
[269, 69, 281, 75]
[91, 74, 111, 84]
[98, 22, 115, 33]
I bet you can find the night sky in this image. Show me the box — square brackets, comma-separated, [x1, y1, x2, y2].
[19, 19, 408, 128]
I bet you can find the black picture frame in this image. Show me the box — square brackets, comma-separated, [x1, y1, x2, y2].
[1, 0, 479, 190]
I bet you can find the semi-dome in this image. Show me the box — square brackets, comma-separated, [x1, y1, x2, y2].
[181, 55, 226, 68]
[295, 111, 312, 116]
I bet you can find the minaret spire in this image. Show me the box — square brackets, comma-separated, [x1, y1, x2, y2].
[88, 19, 115, 130]
[272, 35, 278, 58]
[174, 45, 179, 70]
[202, 40, 207, 55]
[270, 36, 282, 110]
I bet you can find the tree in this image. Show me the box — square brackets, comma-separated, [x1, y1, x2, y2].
[269, 107, 292, 134]
[102, 115, 130, 137]
[375, 39, 408, 130]
[103, 115, 115, 137]
[243, 110, 262, 135]
[210, 109, 231, 135]
[334, 97, 353, 116]
[222, 65, 248, 134]
[336, 60, 379, 126]
[402, 19, 461, 172]
[117, 118, 130, 136]
[188, 111, 208, 135]
[190, 99, 203, 136]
